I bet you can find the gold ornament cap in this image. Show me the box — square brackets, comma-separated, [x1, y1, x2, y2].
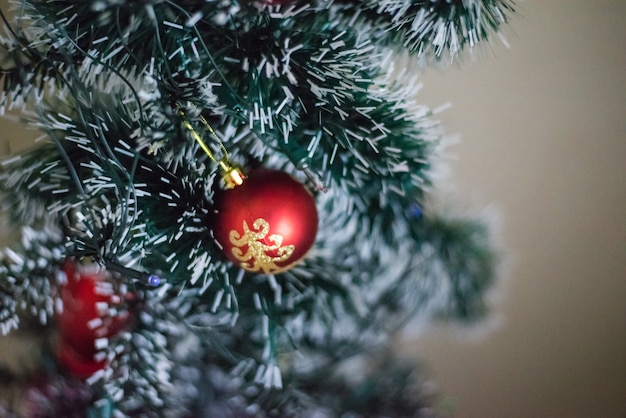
[219, 158, 245, 189]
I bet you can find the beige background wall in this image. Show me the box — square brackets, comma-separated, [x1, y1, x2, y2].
[401, 1, 626, 417]
[1, 1, 625, 417]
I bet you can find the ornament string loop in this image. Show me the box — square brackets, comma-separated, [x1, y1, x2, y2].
[178, 106, 245, 189]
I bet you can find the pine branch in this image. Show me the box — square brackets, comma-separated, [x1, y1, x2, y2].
[363, 0, 516, 60]
[0, 225, 65, 334]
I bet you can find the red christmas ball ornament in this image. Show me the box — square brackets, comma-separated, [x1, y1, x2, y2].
[23, 373, 94, 417]
[56, 340, 107, 379]
[56, 259, 131, 378]
[213, 168, 318, 274]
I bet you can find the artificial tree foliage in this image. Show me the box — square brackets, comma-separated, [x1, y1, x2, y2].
[0, 0, 515, 416]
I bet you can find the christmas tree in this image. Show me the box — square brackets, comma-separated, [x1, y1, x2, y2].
[0, 0, 515, 416]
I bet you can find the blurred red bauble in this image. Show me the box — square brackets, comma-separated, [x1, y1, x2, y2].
[23, 373, 94, 418]
[56, 259, 130, 378]
[212, 168, 318, 274]
[56, 340, 107, 379]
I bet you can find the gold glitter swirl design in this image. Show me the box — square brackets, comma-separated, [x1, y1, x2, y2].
[229, 218, 295, 274]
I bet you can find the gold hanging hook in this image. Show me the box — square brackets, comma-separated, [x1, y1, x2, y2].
[178, 106, 245, 189]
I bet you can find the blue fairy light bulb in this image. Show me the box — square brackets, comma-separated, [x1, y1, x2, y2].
[146, 274, 161, 287]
